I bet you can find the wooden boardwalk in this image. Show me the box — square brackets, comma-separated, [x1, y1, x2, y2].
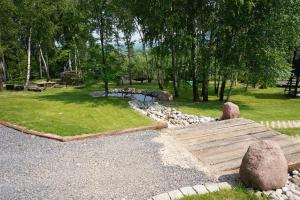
[170, 118, 300, 174]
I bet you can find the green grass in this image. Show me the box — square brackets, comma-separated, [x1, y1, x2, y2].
[1, 80, 299, 136]
[275, 128, 300, 137]
[180, 188, 267, 200]
[110, 82, 300, 122]
[0, 87, 154, 136]
[167, 85, 300, 122]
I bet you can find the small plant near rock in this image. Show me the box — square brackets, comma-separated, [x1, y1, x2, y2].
[179, 187, 267, 200]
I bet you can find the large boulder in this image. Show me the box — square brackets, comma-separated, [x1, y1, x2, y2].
[222, 102, 240, 120]
[239, 140, 288, 191]
[156, 91, 173, 101]
[142, 90, 173, 101]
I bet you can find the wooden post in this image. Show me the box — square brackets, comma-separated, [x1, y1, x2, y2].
[295, 75, 299, 97]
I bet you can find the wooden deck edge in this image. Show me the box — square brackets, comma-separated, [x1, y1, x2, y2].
[288, 162, 300, 171]
[0, 121, 168, 142]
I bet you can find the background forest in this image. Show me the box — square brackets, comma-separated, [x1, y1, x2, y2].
[1, 0, 300, 102]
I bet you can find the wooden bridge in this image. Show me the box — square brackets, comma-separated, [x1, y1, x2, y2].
[169, 118, 300, 175]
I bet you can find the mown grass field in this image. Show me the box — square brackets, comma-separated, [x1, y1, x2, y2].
[0, 81, 299, 136]
[0, 87, 154, 136]
[179, 188, 267, 200]
[124, 82, 300, 122]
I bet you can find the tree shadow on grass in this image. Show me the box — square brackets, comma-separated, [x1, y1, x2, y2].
[33, 89, 130, 108]
[253, 92, 293, 100]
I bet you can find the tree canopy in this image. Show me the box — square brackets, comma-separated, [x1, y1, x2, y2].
[1, 0, 300, 101]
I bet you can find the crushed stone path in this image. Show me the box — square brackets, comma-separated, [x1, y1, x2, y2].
[0, 126, 214, 200]
[260, 120, 300, 129]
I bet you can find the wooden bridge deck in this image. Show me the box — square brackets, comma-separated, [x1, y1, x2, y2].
[170, 118, 300, 174]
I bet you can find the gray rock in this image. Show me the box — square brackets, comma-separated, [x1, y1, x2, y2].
[180, 187, 197, 196]
[205, 183, 219, 192]
[153, 193, 170, 200]
[193, 185, 208, 194]
[293, 171, 299, 176]
[168, 190, 184, 200]
[218, 182, 232, 190]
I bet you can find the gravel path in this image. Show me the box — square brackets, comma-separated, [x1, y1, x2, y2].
[0, 126, 214, 200]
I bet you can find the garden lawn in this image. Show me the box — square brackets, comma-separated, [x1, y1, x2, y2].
[115, 82, 300, 122]
[179, 188, 267, 200]
[276, 128, 300, 137]
[111, 83, 300, 122]
[164, 86, 300, 122]
[0, 88, 154, 136]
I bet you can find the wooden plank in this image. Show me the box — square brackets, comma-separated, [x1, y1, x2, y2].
[211, 157, 242, 171]
[188, 131, 279, 152]
[177, 124, 267, 145]
[198, 138, 300, 165]
[173, 118, 254, 136]
[171, 118, 300, 173]
[180, 128, 275, 151]
[174, 119, 255, 136]
[175, 123, 264, 142]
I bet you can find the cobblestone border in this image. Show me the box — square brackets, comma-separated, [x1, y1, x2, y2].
[0, 120, 168, 142]
[260, 120, 300, 129]
[148, 182, 232, 200]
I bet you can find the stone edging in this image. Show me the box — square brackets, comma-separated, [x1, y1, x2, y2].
[260, 120, 300, 129]
[148, 182, 232, 200]
[0, 120, 168, 142]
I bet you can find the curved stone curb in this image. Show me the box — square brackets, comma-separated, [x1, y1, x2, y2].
[0, 120, 168, 142]
[261, 120, 300, 129]
[148, 182, 232, 200]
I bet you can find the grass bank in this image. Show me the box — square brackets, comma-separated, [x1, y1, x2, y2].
[179, 188, 267, 200]
[0, 87, 154, 136]
[275, 128, 300, 137]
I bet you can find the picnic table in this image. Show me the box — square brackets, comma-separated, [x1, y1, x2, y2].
[35, 81, 56, 88]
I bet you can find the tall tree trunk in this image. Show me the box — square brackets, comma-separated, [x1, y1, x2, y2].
[39, 45, 50, 81]
[127, 39, 132, 85]
[0, 56, 4, 91]
[171, 42, 179, 97]
[187, 0, 199, 102]
[2, 54, 6, 81]
[226, 75, 235, 102]
[98, 6, 108, 96]
[202, 73, 209, 102]
[135, 19, 151, 83]
[38, 53, 43, 79]
[216, 74, 221, 96]
[245, 78, 249, 92]
[214, 65, 217, 95]
[25, 27, 32, 86]
[155, 54, 163, 90]
[74, 48, 78, 74]
[191, 39, 199, 102]
[68, 52, 72, 71]
[219, 78, 226, 101]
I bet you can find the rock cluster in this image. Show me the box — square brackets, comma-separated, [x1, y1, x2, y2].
[129, 100, 216, 127]
[90, 88, 216, 127]
[110, 88, 173, 101]
[255, 169, 300, 200]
